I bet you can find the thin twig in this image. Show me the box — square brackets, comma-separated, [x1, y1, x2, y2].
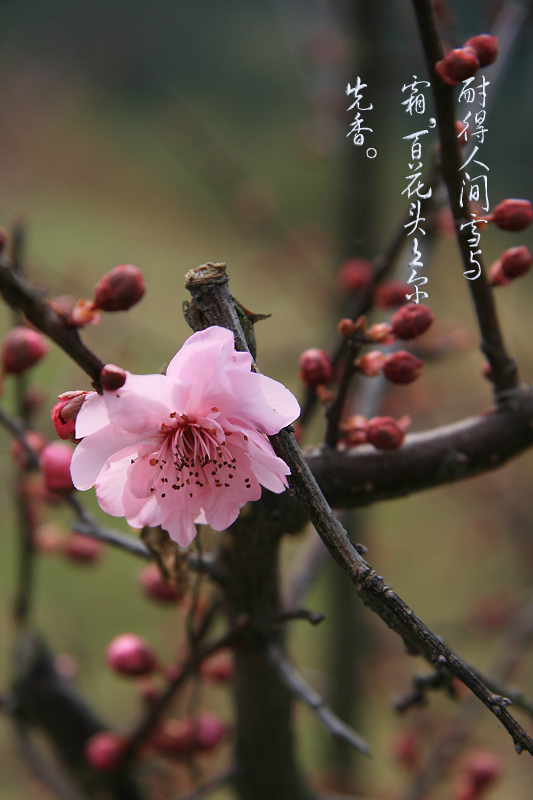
[268, 643, 371, 757]
[410, 0, 518, 397]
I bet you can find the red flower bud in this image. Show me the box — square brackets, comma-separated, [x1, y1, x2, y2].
[367, 322, 393, 343]
[435, 48, 480, 85]
[383, 351, 424, 384]
[51, 391, 87, 440]
[106, 633, 157, 677]
[63, 534, 103, 564]
[40, 443, 74, 492]
[138, 563, 181, 604]
[100, 364, 127, 391]
[337, 258, 375, 293]
[374, 281, 409, 308]
[454, 751, 503, 800]
[464, 34, 499, 67]
[151, 719, 195, 755]
[343, 415, 369, 446]
[93, 265, 145, 312]
[338, 318, 357, 338]
[391, 303, 434, 340]
[68, 299, 101, 328]
[298, 348, 333, 387]
[488, 198, 533, 232]
[489, 246, 532, 286]
[366, 416, 407, 450]
[355, 351, 385, 377]
[85, 731, 127, 772]
[200, 653, 234, 683]
[391, 730, 420, 770]
[1, 326, 48, 375]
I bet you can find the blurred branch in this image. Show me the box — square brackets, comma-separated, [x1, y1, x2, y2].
[410, 0, 518, 397]
[267, 644, 371, 757]
[395, 670, 455, 713]
[0, 255, 105, 387]
[184, 262, 533, 756]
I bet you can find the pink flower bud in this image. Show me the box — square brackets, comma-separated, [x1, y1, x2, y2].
[40, 443, 74, 492]
[464, 34, 499, 67]
[355, 351, 385, 377]
[454, 751, 503, 800]
[100, 364, 127, 391]
[343, 415, 369, 446]
[93, 265, 146, 312]
[1, 326, 48, 375]
[10, 430, 47, 469]
[489, 245, 532, 286]
[366, 416, 406, 450]
[193, 713, 228, 752]
[200, 653, 234, 683]
[383, 351, 424, 384]
[488, 198, 533, 232]
[63, 534, 103, 564]
[85, 731, 127, 772]
[298, 348, 333, 387]
[374, 281, 409, 308]
[337, 258, 375, 293]
[106, 633, 157, 677]
[435, 48, 480, 85]
[51, 391, 87, 440]
[338, 318, 357, 338]
[138, 563, 181, 604]
[390, 303, 434, 340]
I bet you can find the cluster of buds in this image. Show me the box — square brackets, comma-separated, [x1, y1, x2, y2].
[69, 264, 145, 327]
[435, 34, 499, 85]
[150, 713, 228, 757]
[489, 246, 532, 286]
[342, 414, 410, 451]
[1, 326, 48, 377]
[356, 350, 425, 385]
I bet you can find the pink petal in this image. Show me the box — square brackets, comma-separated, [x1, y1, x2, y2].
[103, 373, 188, 434]
[75, 392, 110, 438]
[71, 428, 142, 490]
[223, 371, 300, 434]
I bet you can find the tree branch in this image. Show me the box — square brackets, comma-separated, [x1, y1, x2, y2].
[267, 644, 371, 757]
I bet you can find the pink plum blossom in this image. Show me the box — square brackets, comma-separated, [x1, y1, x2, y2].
[70, 326, 300, 546]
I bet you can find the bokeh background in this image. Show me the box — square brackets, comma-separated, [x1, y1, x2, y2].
[0, 1, 533, 798]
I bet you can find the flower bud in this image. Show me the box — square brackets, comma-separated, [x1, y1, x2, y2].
[500, 246, 532, 279]
[298, 348, 333, 387]
[93, 265, 145, 312]
[374, 281, 409, 308]
[454, 751, 503, 800]
[100, 364, 127, 391]
[193, 713, 228, 752]
[367, 323, 393, 343]
[1, 326, 48, 375]
[366, 416, 407, 450]
[338, 318, 357, 338]
[435, 48, 479, 85]
[33, 523, 64, 554]
[343, 415, 369, 446]
[337, 258, 375, 293]
[200, 653, 234, 683]
[391, 303, 434, 340]
[391, 730, 420, 770]
[63, 534, 103, 564]
[51, 391, 87, 440]
[106, 633, 157, 677]
[68, 299, 101, 328]
[10, 430, 47, 469]
[383, 351, 424, 384]
[355, 351, 385, 377]
[488, 199, 532, 232]
[138, 563, 181, 604]
[85, 731, 127, 772]
[40, 443, 74, 492]
[464, 34, 499, 67]
[151, 719, 195, 755]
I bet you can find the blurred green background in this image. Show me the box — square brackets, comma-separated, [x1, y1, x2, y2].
[0, 1, 533, 798]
